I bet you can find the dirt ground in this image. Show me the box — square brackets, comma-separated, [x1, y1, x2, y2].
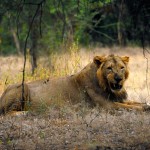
[0, 47, 150, 149]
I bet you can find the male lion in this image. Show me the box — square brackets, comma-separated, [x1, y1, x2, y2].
[0, 54, 149, 115]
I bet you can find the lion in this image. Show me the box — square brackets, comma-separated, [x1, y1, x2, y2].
[0, 54, 149, 115]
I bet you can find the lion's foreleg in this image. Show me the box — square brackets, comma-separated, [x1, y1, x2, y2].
[86, 87, 108, 106]
[122, 101, 150, 111]
[123, 101, 145, 105]
[113, 102, 149, 111]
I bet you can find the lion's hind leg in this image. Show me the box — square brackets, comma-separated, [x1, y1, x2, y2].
[0, 84, 29, 115]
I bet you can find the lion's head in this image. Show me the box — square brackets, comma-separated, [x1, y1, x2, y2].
[94, 54, 129, 94]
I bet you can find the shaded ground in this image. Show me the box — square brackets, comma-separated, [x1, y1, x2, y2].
[0, 107, 150, 150]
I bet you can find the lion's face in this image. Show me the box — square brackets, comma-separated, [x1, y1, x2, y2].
[94, 54, 129, 93]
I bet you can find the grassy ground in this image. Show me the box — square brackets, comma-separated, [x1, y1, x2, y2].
[0, 46, 150, 149]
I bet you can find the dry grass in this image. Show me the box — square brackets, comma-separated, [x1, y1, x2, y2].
[0, 46, 150, 149]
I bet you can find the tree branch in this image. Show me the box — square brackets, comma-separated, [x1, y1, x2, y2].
[21, 0, 45, 110]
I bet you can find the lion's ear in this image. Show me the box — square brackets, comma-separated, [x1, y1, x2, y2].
[121, 56, 129, 65]
[93, 56, 105, 67]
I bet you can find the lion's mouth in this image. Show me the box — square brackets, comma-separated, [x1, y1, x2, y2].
[110, 83, 122, 91]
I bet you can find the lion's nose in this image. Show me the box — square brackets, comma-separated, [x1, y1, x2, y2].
[114, 74, 122, 82]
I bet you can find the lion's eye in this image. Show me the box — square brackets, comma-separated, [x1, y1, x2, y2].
[120, 66, 125, 70]
[107, 67, 112, 71]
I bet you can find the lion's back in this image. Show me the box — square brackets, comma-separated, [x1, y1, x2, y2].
[28, 76, 86, 107]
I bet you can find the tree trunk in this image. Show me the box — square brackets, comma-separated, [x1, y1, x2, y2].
[117, 0, 126, 46]
[30, 25, 38, 74]
[11, 28, 22, 55]
[30, 46, 37, 75]
[28, 9, 39, 74]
